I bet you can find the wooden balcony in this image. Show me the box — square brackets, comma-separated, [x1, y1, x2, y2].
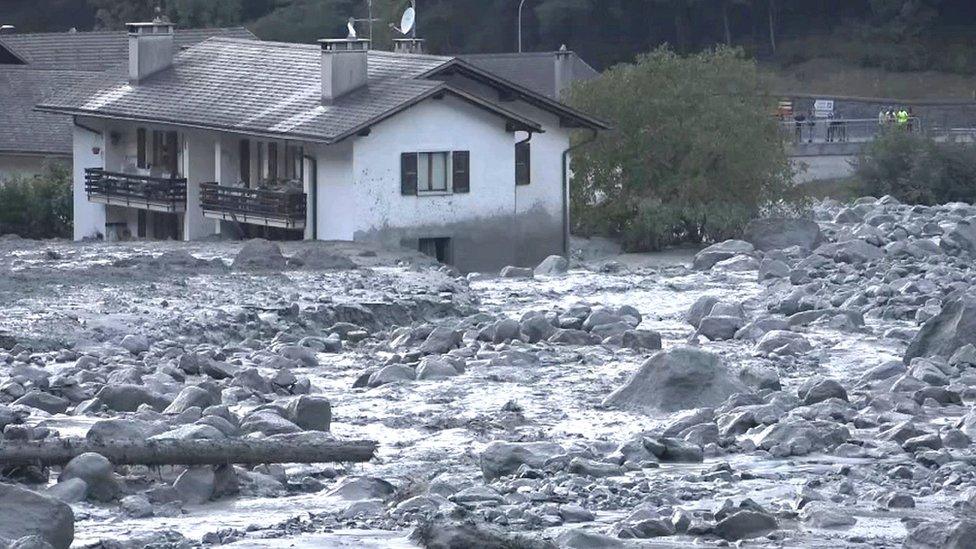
[200, 183, 307, 230]
[84, 168, 187, 213]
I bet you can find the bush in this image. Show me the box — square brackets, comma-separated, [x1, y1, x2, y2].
[0, 162, 72, 239]
[855, 130, 976, 205]
[566, 46, 800, 252]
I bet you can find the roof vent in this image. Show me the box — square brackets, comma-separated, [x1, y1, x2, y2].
[126, 16, 175, 84]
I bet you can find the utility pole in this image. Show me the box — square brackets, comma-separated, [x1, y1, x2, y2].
[518, 0, 527, 53]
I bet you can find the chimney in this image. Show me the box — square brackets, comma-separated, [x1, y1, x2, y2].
[318, 37, 371, 104]
[554, 44, 574, 99]
[393, 38, 426, 55]
[127, 17, 175, 84]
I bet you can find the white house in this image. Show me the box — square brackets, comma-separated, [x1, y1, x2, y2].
[36, 19, 608, 272]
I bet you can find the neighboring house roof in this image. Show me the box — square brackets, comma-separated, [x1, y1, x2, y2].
[0, 27, 256, 71]
[0, 27, 257, 157]
[460, 51, 599, 100]
[36, 38, 542, 145]
[0, 66, 89, 156]
[422, 58, 610, 130]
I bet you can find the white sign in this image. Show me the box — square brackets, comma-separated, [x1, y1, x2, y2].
[814, 99, 835, 118]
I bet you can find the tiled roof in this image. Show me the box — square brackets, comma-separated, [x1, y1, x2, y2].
[37, 38, 541, 144]
[0, 27, 255, 71]
[0, 66, 89, 155]
[460, 51, 599, 99]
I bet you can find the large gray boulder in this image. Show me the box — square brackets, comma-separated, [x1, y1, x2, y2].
[480, 441, 565, 480]
[603, 347, 747, 413]
[940, 220, 976, 255]
[534, 255, 569, 276]
[96, 384, 170, 412]
[743, 218, 822, 251]
[692, 240, 754, 270]
[232, 240, 286, 270]
[905, 295, 976, 364]
[285, 395, 332, 431]
[813, 239, 883, 263]
[59, 452, 119, 502]
[0, 483, 74, 549]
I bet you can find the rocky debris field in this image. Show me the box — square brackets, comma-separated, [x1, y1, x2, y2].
[2, 196, 976, 548]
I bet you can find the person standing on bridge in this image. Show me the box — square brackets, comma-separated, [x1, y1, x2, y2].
[897, 108, 910, 129]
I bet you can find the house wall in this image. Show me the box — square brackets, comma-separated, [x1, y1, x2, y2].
[420, 73, 572, 264]
[0, 154, 68, 182]
[72, 120, 106, 240]
[314, 95, 550, 272]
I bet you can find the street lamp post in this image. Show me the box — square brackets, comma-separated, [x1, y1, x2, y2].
[518, 0, 527, 53]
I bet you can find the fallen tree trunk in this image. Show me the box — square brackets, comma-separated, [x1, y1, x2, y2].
[0, 437, 377, 467]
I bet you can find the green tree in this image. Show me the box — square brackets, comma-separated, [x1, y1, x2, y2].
[88, 0, 155, 30]
[566, 46, 797, 251]
[168, 0, 243, 27]
[0, 162, 72, 239]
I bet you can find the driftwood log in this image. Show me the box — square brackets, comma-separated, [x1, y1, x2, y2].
[0, 437, 378, 467]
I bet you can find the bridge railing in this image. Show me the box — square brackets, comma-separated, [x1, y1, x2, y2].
[779, 118, 921, 144]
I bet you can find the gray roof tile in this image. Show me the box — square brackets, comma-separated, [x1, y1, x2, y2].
[0, 27, 256, 71]
[0, 66, 90, 155]
[37, 39, 541, 144]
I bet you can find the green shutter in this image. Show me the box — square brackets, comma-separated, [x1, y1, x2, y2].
[401, 153, 418, 195]
[452, 151, 470, 193]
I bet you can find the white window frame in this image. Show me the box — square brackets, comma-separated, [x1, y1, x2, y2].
[417, 151, 452, 194]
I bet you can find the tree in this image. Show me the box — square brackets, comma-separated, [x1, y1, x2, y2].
[88, 0, 155, 30]
[566, 46, 797, 251]
[168, 0, 243, 27]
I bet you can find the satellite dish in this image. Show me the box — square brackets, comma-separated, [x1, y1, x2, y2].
[400, 7, 415, 35]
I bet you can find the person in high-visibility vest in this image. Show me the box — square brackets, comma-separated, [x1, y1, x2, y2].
[897, 109, 910, 127]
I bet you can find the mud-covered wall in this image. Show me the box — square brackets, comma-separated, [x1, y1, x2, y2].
[337, 95, 554, 272]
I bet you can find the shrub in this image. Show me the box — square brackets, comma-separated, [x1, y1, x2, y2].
[855, 130, 976, 205]
[0, 162, 72, 239]
[567, 46, 800, 252]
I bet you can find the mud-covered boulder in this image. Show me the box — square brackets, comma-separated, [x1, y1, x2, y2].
[603, 347, 747, 413]
[905, 295, 976, 364]
[232, 240, 286, 270]
[59, 452, 119, 502]
[285, 395, 331, 431]
[744, 218, 822, 251]
[290, 246, 356, 270]
[96, 384, 170, 412]
[713, 510, 778, 541]
[480, 441, 565, 480]
[0, 483, 74, 549]
[419, 327, 462, 355]
[534, 255, 569, 276]
[693, 240, 754, 270]
[698, 315, 745, 341]
[813, 239, 883, 263]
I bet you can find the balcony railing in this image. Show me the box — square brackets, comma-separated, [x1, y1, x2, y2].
[200, 183, 307, 230]
[84, 168, 187, 213]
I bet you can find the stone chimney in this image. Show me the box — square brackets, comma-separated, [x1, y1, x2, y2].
[554, 44, 574, 99]
[318, 37, 371, 104]
[127, 17, 175, 84]
[393, 38, 426, 55]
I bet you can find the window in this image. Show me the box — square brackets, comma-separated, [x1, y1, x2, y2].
[149, 130, 178, 174]
[419, 237, 452, 264]
[285, 143, 303, 180]
[418, 152, 449, 192]
[515, 140, 531, 186]
[401, 151, 471, 195]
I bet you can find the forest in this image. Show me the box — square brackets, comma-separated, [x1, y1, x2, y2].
[3, 0, 976, 73]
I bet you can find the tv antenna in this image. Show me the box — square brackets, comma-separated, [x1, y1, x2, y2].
[390, 1, 417, 38]
[352, 0, 381, 44]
